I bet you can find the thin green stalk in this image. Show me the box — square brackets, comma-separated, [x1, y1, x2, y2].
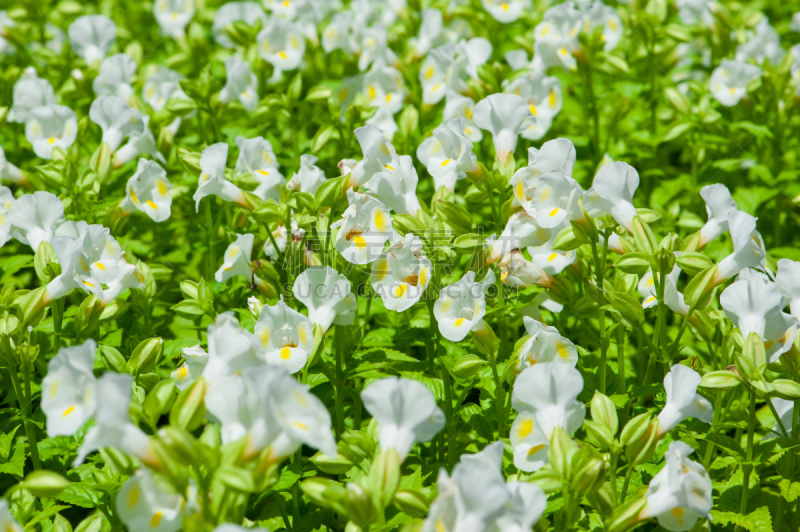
[668, 305, 696, 361]
[334, 325, 346, 437]
[737, 390, 758, 528]
[589, 236, 608, 393]
[620, 464, 634, 502]
[609, 451, 620, 504]
[205, 200, 216, 279]
[487, 346, 506, 438]
[9, 366, 41, 470]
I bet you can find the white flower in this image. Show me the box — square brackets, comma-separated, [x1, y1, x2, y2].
[736, 17, 784, 66]
[638, 261, 690, 315]
[357, 24, 396, 72]
[200, 313, 265, 387]
[656, 365, 713, 436]
[697, 183, 737, 247]
[473, 93, 532, 167]
[41, 340, 97, 437]
[263, 218, 305, 258]
[487, 211, 551, 263]
[194, 143, 246, 211]
[74, 372, 153, 466]
[0, 148, 23, 184]
[348, 125, 398, 188]
[434, 270, 494, 342]
[410, 7, 443, 57]
[120, 159, 172, 222]
[212, 1, 267, 49]
[366, 155, 422, 215]
[117, 470, 184, 532]
[482, 0, 531, 24]
[8, 190, 64, 251]
[776, 259, 800, 321]
[498, 250, 554, 288]
[114, 114, 165, 167]
[286, 154, 327, 194]
[510, 362, 585, 471]
[714, 211, 766, 282]
[215, 233, 255, 283]
[532, 4, 582, 71]
[361, 377, 445, 460]
[25, 104, 78, 159]
[516, 316, 577, 370]
[68, 15, 116, 65]
[710, 59, 762, 107]
[321, 11, 358, 55]
[583, 161, 640, 232]
[0, 501, 22, 532]
[258, 18, 305, 77]
[515, 171, 583, 229]
[505, 70, 562, 141]
[581, 1, 624, 51]
[526, 137, 577, 176]
[153, 0, 195, 38]
[529, 233, 576, 276]
[171, 345, 208, 390]
[417, 117, 477, 191]
[235, 136, 285, 202]
[443, 92, 482, 142]
[292, 266, 357, 332]
[640, 441, 712, 532]
[720, 278, 797, 362]
[371, 234, 432, 312]
[143, 68, 186, 112]
[494, 482, 548, 532]
[676, 0, 713, 26]
[254, 297, 315, 374]
[0, 187, 13, 247]
[8, 69, 56, 123]
[93, 53, 137, 100]
[456, 37, 492, 80]
[89, 96, 146, 152]
[331, 189, 394, 265]
[363, 65, 405, 115]
[220, 56, 259, 111]
[420, 43, 466, 105]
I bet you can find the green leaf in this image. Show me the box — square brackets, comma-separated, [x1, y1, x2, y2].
[55, 483, 103, 508]
[779, 479, 800, 502]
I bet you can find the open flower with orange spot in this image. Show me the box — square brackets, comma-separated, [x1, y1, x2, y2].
[516, 316, 577, 370]
[697, 183, 737, 248]
[258, 18, 305, 80]
[443, 92, 482, 142]
[212, 1, 267, 49]
[121, 159, 172, 222]
[117, 469, 184, 532]
[153, 0, 195, 39]
[510, 362, 585, 472]
[235, 136, 285, 202]
[640, 441, 712, 531]
[419, 43, 467, 105]
[68, 15, 116, 65]
[504, 70, 562, 141]
[331, 189, 395, 265]
[434, 270, 494, 342]
[366, 155, 422, 216]
[371, 234, 432, 312]
[7, 190, 64, 251]
[8, 68, 56, 124]
[486, 211, 551, 264]
[709, 59, 761, 107]
[417, 117, 477, 191]
[41, 340, 98, 437]
[215, 233, 256, 284]
[254, 296, 315, 374]
[348, 125, 398, 188]
[171, 345, 208, 390]
[24, 104, 78, 159]
[286, 154, 327, 194]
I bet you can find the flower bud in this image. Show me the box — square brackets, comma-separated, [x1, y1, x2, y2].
[130, 337, 164, 374]
[605, 495, 648, 532]
[252, 259, 280, 285]
[300, 478, 348, 516]
[571, 453, 607, 496]
[699, 370, 741, 390]
[73, 295, 103, 337]
[90, 142, 113, 183]
[590, 392, 619, 436]
[310, 452, 354, 475]
[452, 354, 488, 378]
[347, 481, 376, 528]
[620, 413, 659, 466]
[392, 214, 427, 238]
[548, 427, 577, 479]
[21, 470, 70, 497]
[393, 489, 429, 518]
[676, 251, 714, 277]
[178, 148, 202, 174]
[470, 321, 499, 357]
[169, 377, 207, 431]
[19, 286, 47, 327]
[98, 447, 137, 476]
[435, 201, 474, 235]
[157, 426, 200, 466]
[34, 241, 59, 284]
[547, 275, 574, 305]
[631, 216, 657, 255]
[684, 265, 719, 310]
[368, 448, 400, 509]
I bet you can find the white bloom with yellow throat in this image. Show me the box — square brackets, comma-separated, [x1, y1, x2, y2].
[419, 43, 467, 105]
[7, 190, 64, 251]
[638, 262, 690, 315]
[473, 93, 532, 168]
[443, 92, 482, 142]
[347, 125, 398, 188]
[583, 161, 640, 232]
[254, 296, 314, 374]
[720, 278, 797, 363]
[487, 211, 551, 264]
[366, 155, 422, 216]
[153, 0, 195, 38]
[713, 211, 767, 283]
[516, 317, 577, 370]
[89, 96, 146, 152]
[434, 270, 495, 342]
[74, 372, 154, 465]
[235, 136, 285, 202]
[194, 143, 246, 212]
[117, 469, 184, 532]
[710, 59, 762, 107]
[25, 104, 78, 159]
[258, 18, 305, 76]
[68, 15, 116, 65]
[8, 68, 56, 124]
[199, 313, 266, 389]
[640, 441, 712, 532]
[293, 266, 357, 333]
[528, 222, 577, 276]
[114, 114, 166, 167]
[216, 233, 256, 283]
[362, 377, 445, 460]
[371, 234, 432, 312]
[331, 189, 394, 265]
[505, 69, 562, 141]
[357, 24, 396, 72]
[417, 117, 477, 191]
[363, 65, 406, 116]
[212, 1, 267, 49]
[510, 362, 585, 472]
[171, 344, 208, 390]
[656, 365, 713, 436]
[481, 0, 531, 24]
[220, 56, 259, 111]
[532, 3, 582, 71]
[0, 186, 13, 247]
[698, 183, 737, 247]
[41, 340, 98, 437]
[93, 53, 136, 100]
[120, 159, 172, 222]
[143, 68, 186, 112]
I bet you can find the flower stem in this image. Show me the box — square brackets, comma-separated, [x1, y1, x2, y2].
[738, 389, 757, 525]
[334, 325, 346, 437]
[620, 464, 633, 502]
[9, 366, 40, 470]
